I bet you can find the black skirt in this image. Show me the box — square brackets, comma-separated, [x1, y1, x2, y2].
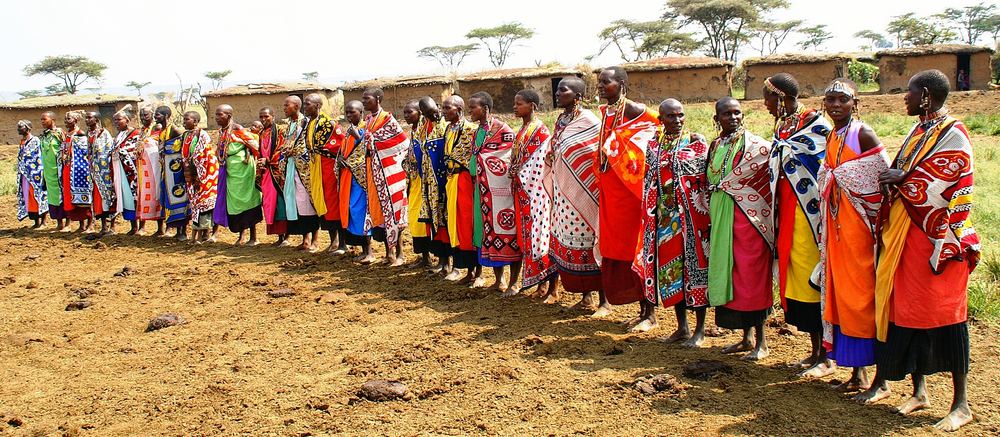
[785, 299, 822, 334]
[227, 207, 262, 233]
[371, 227, 387, 243]
[876, 322, 970, 381]
[412, 236, 431, 255]
[319, 218, 341, 231]
[452, 249, 479, 269]
[430, 240, 451, 258]
[344, 231, 369, 247]
[715, 306, 772, 330]
[287, 215, 320, 236]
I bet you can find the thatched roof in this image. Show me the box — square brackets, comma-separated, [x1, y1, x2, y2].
[458, 66, 582, 82]
[0, 93, 141, 110]
[742, 52, 854, 67]
[341, 75, 455, 92]
[203, 82, 334, 97]
[601, 56, 732, 73]
[876, 44, 994, 58]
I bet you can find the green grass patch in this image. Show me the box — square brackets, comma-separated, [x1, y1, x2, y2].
[0, 158, 15, 197]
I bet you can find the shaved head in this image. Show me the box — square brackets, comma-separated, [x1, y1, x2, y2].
[559, 76, 586, 96]
[444, 94, 465, 109]
[659, 98, 682, 113]
[285, 95, 302, 106]
[345, 100, 363, 112]
[217, 104, 233, 115]
[304, 93, 323, 106]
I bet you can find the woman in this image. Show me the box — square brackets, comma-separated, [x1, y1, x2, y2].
[706, 97, 774, 360]
[634, 98, 711, 347]
[15, 120, 47, 228]
[110, 110, 141, 235]
[443, 94, 483, 285]
[38, 112, 65, 230]
[86, 111, 116, 236]
[763, 73, 831, 375]
[136, 107, 164, 235]
[510, 89, 557, 299]
[181, 111, 218, 244]
[61, 111, 93, 233]
[815, 78, 891, 395]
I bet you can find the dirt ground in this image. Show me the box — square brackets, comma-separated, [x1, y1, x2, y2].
[1, 92, 1000, 436]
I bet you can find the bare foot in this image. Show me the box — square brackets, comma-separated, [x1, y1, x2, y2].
[126, 229, 137, 236]
[571, 293, 596, 310]
[332, 248, 347, 256]
[790, 355, 817, 369]
[722, 340, 753, 354]
[278, 240, 291, 247]
[382, 256, 394, 266]
[246, 239, 259, 246]
[934, 405, 973, 432]
[662, 328, 692, 344]
[60, 226, 73, 233]
[175, 233, 188, 241]
[458, 274, 474, 285]
[542, 293, 559, 304]
[742, 346, 770, 361]
[590, 305, 612, 318]
[357, 254, 376, 265]
[852, 385, 891, 404]
[500, 286, 521, 298]
[391, 257, 405, 267]
[151, 230, 164, 237]
[623, 316, 642, 327]
[801, 360, 836, 378]
[235, 239, 245, 246]
[682, 334, 706, 348]
[470, 277, 486, 288]
[307, 245, 319, 253]
[629, 319, 658, 333]
[407, 258, 428, 269]
[896, 395, 931, 415]
[205, 236, 217, 244]
[444, 270, 464, 281]
[836, 376, 871, 393]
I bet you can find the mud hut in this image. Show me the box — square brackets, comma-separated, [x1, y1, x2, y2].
[604, 56, 733, 104]
[456, 66, 584, 112]
[203, 82, 341, 126]
[341, 75, 455, 117]
[742, 53, 853, 99]
[0, 94, 142, 145]
[875, 44, 994, 93]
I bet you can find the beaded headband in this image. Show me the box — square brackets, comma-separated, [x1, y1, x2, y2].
[824, 81, 856, 98]
[763, 77, 785, 97]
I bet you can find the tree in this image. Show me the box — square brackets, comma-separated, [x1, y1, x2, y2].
[798, 24, 833, 50]
[941, 3, 997, 45]
[302, 71, 318, 81]
[749, 19, 802, 56]
[887, 13, 956, 47]
[44, 83, 67, 95]
[598, 19, 697, 62]
[22, 55, 106, 94]
[665, 0, 789, 62]
[125, 80, 151, 95]
[466, 22, 535, 68]
[204, 70, 232, 90]
[17, 90, 42, 99]
[980, 13, 1000, 43]
[854, 30, 892, 51]
[416, 44, 479, 69]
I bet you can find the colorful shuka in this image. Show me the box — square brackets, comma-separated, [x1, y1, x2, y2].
[258, 122, 287, 235]
[159, 126, 189, 225]
[874, 113, 980, 381]
[446, 119, 481, 268]
[302, 112, 339, 233]
[61, 128, 93, 221]
[418, 118, 451, 257]
[39, 126, 65, 218]
[511, 118, 556, 290]
[339, 124, 371, 243]
[137, 125, 164, 221]
[362, 109, 409, 246]
[406, 117, 430, 255]
[595, 100, 658, 305]
[213, 123, 262, 232]
[181, 128, 217, 225]
[279, 114, 320, 236]
[16, 133, 48, 221]
[633, 131, 711, 309]
[769, 109, 830, 335]
[111, 128, 141, 221]
[87, 127, 116, 219]
[815, 119, 888, 367]
[472, 117, 520, 266]
[706, 128, 774, 329]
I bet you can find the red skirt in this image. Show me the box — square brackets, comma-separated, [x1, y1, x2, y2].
[601, 258, 643, 305]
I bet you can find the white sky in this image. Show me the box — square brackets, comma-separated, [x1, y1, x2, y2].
[1, 0, 991, 100]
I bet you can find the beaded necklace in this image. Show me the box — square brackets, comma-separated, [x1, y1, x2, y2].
[707, 127, 744, 187]
[551, 105, 581, 151]
[895, 107, 950, 172]
[773, 104, 803, 140]
[597, 96, 628, 173]
[509, 118, 541, 176]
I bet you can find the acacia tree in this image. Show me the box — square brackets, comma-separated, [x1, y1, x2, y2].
[798, 25, 833, 50]
[598, 19, 697, 62]
[416, 44, 479, 69]
[17, 90, 42, 99]
[466, 23, 534, 68]
[854, 30, 892, 50]
[941, 3, 997, 45]
[125, 80, 151, 95]
[887, 13, 956, 47]
[302, 71, 319, 81]
[749, 19, 802, 56]
[23, 55, 106, 95]
[665, 0, 789, 62]
[204, 70, 232, 90]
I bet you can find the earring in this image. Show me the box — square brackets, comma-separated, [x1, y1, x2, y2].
[714, 120, 721, 132]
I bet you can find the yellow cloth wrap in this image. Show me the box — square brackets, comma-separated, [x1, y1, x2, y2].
[408, 176, 426, 237]
[309, 158, 327, 217]
[445, 174, 459, 247]
[874, 199, 911, 342]
[786, 205, 821, 303]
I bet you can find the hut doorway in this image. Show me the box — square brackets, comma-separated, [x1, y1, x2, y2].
[957, 54, 972, 91]
[550, 78, 561, 108]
